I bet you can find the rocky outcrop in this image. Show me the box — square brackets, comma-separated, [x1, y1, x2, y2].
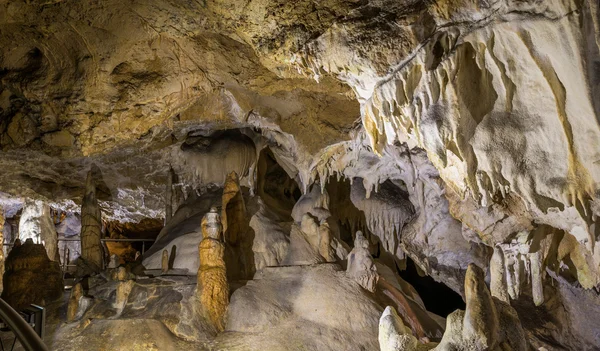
[197, 208, 229, 332]
[80, 169, 104, 273]
[1, 238, 63, 309]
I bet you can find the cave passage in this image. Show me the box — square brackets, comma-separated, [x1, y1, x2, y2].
[399, 257, 465, 317]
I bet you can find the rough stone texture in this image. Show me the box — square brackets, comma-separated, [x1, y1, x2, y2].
[49, 276, 214, 350]
[220, 264, 382, 351]
[1, 238, 63, 310]
[80, 169, 103, 272]
[197, 208, 229, 332]
[18, 199, 59, 261]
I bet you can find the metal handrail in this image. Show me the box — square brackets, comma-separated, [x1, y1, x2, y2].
[0, 299, 48, 351]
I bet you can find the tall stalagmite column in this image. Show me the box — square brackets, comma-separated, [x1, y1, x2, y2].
[197, 207, 229, 332]
[221, 171, 253, 279]
[81, 169, 103, 272]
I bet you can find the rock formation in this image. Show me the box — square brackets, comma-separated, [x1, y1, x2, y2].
[1, 238, 63, 310]
[347, 231, 379, 292]
[221, 171, 254, 280]
[18, 199, 59, 261]
[161, 249, 169, 273]
[435, 264, 527, 351]
[0, 0, 599, 349]
[67, 283, 92, 323]
[379, 306, 425, 351]
[80, 169, 104, 273]
[197, 208, 229, 332]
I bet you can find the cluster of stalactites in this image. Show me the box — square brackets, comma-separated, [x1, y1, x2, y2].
[490, 233, 546, 306]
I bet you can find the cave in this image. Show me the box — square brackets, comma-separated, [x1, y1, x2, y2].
[0, 1, 599, 350]
[398, 257, 465, 317]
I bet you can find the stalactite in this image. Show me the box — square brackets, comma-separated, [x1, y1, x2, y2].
[530, 251, 544, 306]
[490, 246, 509, 303]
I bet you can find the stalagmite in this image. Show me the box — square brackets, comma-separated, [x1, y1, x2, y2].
[347, 231, 378, 292]
[221, 171, 253, 279]
[462, 264, 499, 350]
[378, 306, 423, 351]
[18, 199, 59, 262]
[67, 283, 89, 322]
[80, 169, 104, 272]
[162, 249, 169, 273]
[318, 221, 336, 262]
[197, 207, 229, 332]
[490, 246, 509, 303]
[107, 254, 120, 269]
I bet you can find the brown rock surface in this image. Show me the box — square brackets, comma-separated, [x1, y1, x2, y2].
[1, 238, 63, 310]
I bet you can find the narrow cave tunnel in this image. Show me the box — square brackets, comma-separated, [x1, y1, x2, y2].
[399, 257, 465, 317]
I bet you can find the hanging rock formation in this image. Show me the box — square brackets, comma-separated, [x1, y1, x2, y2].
[197, 207, 229, 332]
[80, 169, 104, 273]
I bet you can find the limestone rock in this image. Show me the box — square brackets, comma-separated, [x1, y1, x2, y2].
[1, 238, 63, 309]
[161, 249, 169, 273]
[250, 198, 290, 270]
[222, 171, 254, 280]
[197, 209, 229, 332]
[67, 283, 83, 322]
[18, 199, 59, 261]
[347, 231, 378, 292]
[80, 169, 104, 272]
[434, 264, 527, 351]
[379, 306, 433, 351]
[222, 264, 381, 350]
[67, 283, 92, 323]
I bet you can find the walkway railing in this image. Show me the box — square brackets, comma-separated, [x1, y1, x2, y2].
[3, 238, 155, 272]
[0, 299, 48, 351]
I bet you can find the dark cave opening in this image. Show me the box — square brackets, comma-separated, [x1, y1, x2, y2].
[399, 257, 465, 317]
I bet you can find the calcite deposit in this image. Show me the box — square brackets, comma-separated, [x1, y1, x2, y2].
[0, 0, 599, 349]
